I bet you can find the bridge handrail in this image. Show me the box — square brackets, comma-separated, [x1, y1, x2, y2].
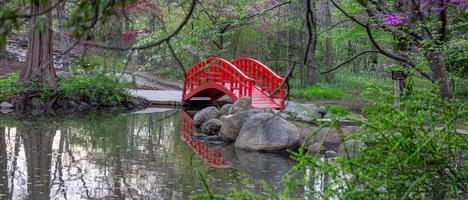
[231, 57, 285, 102]
[183, 57, 255, 99]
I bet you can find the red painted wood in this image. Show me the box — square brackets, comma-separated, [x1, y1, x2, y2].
[181, 111, 230, 168]
[183, 57, 285, 109]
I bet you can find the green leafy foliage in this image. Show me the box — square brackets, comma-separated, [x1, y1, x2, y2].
[325, 105, 350, 116]
[285, 85, 467, 199]
[0, 73, 20, 102]
[58, 74, 131, 105]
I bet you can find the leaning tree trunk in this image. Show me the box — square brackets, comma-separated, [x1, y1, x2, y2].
[21, 0, 57, 89]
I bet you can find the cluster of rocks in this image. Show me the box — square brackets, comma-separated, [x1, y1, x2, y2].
[193, 97, 302, 152]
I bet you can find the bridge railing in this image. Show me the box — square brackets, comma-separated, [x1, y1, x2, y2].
[183, 57, 255, 100]
[231, 58, 285, 106]
[181, 111, 230, 168]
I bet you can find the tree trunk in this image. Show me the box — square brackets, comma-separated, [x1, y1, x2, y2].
[21, 0, 57, 89]
[304, 0, 317, 84]
[58, 1, 71, 71]
[21, 122, 56, 200]
[426, 51, 453, 99]
[323, 0, 333, 81]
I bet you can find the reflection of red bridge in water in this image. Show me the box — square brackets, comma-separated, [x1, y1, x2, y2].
[181, 111, 230, 168]
[183, 57, 286, 108]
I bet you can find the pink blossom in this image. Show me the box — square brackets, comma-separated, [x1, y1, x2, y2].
[380, 13, 405, 26]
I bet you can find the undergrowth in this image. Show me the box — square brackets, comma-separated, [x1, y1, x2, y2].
[194, 79, 467, 199]
[59, 74, 131, 105]
[0, 73, 131, 106]
[0, 73, 20, 102]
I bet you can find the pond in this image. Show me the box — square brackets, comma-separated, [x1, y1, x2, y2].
[0, 108, 314, 199]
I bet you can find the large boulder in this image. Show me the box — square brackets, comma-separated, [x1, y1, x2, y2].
[219, 103, 232, 116]
[193, 106, 220, 128]
[219, 108, 270, 142]
[235, 113, 301, 152]
[201, 119, 223, 135]
[229, 96, 252, 114]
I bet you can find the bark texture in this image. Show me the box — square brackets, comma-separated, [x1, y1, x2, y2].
[21, 0, 57, 89]
[323, 0, 333, 81]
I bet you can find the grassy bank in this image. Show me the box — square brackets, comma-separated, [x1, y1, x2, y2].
[0, 73, 133, 106]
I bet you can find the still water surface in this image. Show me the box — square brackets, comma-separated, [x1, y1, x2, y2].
[0, 109, 303, 199]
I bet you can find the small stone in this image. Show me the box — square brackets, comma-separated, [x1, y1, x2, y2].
[0, 109, 13, 114]
[325, 150, 337, 157]
[56, 70, 71, 78]
[0, 102, 14, 110]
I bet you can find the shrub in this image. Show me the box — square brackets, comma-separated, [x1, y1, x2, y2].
[285, 85, 467, 199]
[0, 73, 20, 102]
[59, 74, 131, 105]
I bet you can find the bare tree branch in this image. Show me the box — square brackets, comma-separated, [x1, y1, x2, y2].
[83, 0, 197, 51]
[0, 0, 65, 21]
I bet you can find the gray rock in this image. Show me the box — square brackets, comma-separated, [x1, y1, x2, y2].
[338, 139, 366, 157]
[308, 142, 323, 154]
[284, 101, 305, 115]
[192, 133, 207, 140]
[219, 108, 270, 142]
[297, 111, 319, 122]
[0, 102, 14, 110]
[193, 106, 220, 128]
[284, 101, 325, 120]
[219, 104, 232, 116]
[79, 102, 90, 111]
[206, 135, 222, 141]
[325, 150, 337, 157]
[229, 96, 252, 114]
[201, 119, 223, 135]
[56, 70, 71, 78]
[235, 113, 301, 152]
[206, 135, 223, 145]
[272, 109, 289, 119]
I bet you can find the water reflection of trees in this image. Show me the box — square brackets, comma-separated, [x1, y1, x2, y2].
[0, 110, 311, 199]
[0, 111, 191, 199]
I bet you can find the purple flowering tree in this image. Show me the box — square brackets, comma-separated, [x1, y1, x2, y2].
[330, 0, 467, 99]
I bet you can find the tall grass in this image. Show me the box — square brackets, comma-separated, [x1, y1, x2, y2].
[291, 69, 392, 100]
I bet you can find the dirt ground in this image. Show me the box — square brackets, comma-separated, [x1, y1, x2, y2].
[0, 58, 23, 76]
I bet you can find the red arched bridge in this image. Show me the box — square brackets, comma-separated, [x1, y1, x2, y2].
[183, 57, 285, 108]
